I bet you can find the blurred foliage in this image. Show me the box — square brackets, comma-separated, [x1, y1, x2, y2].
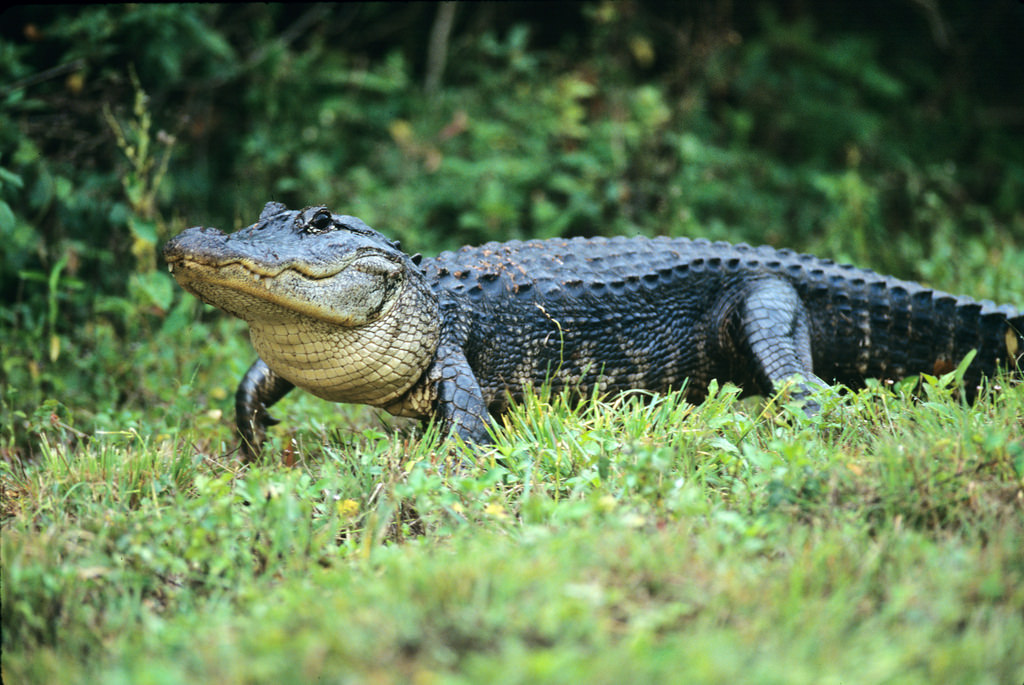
[1, 2, 1022, 456]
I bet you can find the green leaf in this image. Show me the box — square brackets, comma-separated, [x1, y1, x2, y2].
[0, 166, 24, 189]
[130, 271, 175, 312]
[0, 200, 15, 231]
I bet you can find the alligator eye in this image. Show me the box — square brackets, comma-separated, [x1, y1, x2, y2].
[310, 209, 333, 232]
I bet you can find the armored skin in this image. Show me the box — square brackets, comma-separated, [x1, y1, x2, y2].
[163, 202, 1023, 458]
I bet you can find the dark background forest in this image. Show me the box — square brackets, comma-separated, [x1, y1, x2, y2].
[1, 2, 1023, 452]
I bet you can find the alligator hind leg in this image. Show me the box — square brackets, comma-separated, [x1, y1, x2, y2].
[732, 277, 827, 408]
[235, 358, 295, 461]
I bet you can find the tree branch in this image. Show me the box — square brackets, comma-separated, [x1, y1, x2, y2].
[425, 2, 457, 94]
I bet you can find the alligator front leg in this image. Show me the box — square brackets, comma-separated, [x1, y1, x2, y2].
[235, 358, 295, 461]
[432, 344, 495, 445]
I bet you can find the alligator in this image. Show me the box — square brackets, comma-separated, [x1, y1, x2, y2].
[163, 202, 1023, 459]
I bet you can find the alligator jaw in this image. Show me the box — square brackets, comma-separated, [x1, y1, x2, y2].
[166, 251, 405, 327]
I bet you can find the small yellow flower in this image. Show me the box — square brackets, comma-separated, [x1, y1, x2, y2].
[484, 503, 508, 519]
[336, 499, 360, 519]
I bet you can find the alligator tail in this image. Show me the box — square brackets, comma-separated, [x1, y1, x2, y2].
[806, 275, 1022, 398]
[886, 291, 1022, 399]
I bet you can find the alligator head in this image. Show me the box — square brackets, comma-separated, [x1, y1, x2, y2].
[163, 202, 440, 406]
[163, 202, 423, 326]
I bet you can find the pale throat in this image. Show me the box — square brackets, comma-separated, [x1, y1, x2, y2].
[247, 313, 438, 408]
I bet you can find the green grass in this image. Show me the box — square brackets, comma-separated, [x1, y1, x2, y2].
[3, 369, 1022, 684]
